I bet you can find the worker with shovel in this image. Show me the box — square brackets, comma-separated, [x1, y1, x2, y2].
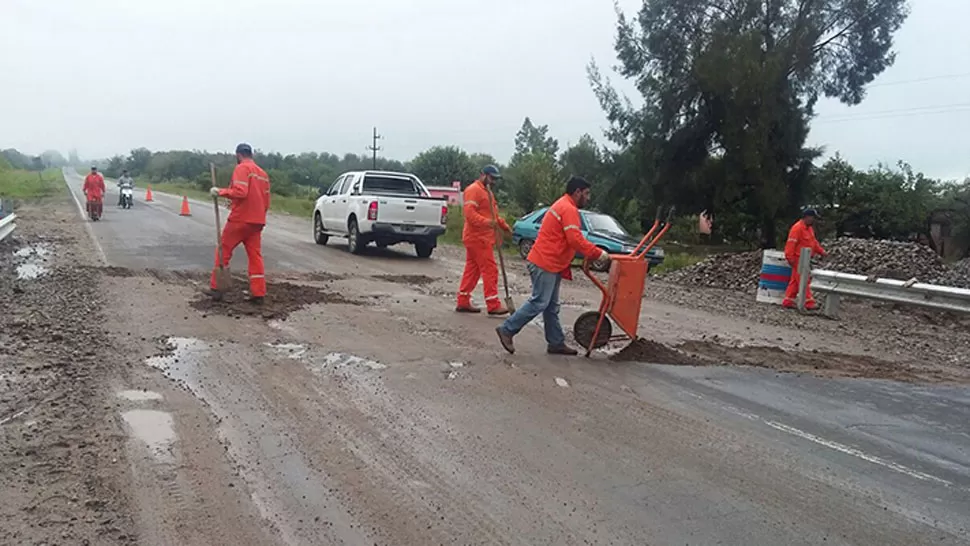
[455, 165, 512, 316]
[496, 176, 609, 355]
[206, 143, 271, 303]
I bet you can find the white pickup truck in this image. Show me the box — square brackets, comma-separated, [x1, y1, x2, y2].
[312, 170, 448, 258]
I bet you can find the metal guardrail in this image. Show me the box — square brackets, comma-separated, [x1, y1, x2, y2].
[0, 213, 16, 243]
[801, 246, 970, 318]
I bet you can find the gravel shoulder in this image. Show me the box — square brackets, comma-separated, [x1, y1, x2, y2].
[0, 197, 137, 545]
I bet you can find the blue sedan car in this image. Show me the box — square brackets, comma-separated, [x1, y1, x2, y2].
[511, 208, 665, 272]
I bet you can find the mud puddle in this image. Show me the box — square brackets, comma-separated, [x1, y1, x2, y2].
[121, 409, 176, 463]
[609, 338, 960, 383]
[143, 336, 368, 543]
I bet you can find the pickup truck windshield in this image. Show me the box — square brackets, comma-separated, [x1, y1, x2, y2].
[362, 175, 426, 197]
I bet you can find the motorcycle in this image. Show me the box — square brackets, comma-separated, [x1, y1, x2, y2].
[121, 187, 134, 209]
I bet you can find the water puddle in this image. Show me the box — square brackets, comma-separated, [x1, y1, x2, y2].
[13, 243, 52, 280]
[16, 263, 49, 280]
[265, 342, 308, 360]
[121, 409, 176, 462]
[320, 352, 386, 370]
[117, 389, 164, 401]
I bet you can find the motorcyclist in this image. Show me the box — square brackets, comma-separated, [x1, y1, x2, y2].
[117, 170, 134, 207]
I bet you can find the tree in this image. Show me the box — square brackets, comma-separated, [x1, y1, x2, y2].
[591, 0, 910, 247]
[127, 148, 152, 176]
[409, 146, 477, 188]
[513, 117, 559, 159]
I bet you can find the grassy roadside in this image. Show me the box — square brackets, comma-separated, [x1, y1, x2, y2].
[141, 180, 317, 217]
[0, 168, 63, 199]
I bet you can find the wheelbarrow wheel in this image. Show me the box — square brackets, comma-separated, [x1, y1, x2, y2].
[573, 311, 613, 350]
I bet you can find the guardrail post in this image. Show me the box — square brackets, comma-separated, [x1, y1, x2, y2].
[796, 247, 812, 312]
[823, 293, 840, 319]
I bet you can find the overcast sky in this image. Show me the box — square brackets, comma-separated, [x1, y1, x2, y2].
[1, 0, 967, 179]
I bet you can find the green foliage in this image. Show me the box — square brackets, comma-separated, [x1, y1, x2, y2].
[0, 168, 63, 199]
[650, 252, 703, 275]
[590, 0, 910, 247]
[409, 146, 477, 188]
[809, 156, 940, 241]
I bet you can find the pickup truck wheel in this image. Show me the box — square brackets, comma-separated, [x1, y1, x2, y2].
[415, 243, 434, 259]
[347, 219, 365, 255]
[313, 214, 329, 245]
[518, 239, 533, 260]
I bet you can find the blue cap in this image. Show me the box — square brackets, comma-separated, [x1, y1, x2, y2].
[482, 165, 502, 179]
[803, 207, 819, 218]
[235, 143, 253, 155]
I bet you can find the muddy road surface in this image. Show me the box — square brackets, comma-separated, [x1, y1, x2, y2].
[3, 170, 967, 544]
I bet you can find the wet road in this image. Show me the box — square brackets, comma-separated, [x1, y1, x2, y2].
[63, 169, 970, 545]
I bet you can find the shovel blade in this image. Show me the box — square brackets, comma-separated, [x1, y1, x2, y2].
[505, 297, 516, 313]
[214, 267, 232, 292]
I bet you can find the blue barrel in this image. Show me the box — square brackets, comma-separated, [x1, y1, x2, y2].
[756, 250, 791, 305]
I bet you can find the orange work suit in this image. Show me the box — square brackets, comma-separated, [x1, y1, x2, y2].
[456, 179, 510, 312]
[527, 194, 604, 279]
[211, 158, 271, 297]
[782, 218, 825, 308]
[83, 173, 106, 218]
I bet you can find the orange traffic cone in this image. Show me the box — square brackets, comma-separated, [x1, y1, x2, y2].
[179, 195, 191, 216]
[145, 185, 154, 202]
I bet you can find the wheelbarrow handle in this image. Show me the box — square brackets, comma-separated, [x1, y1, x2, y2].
[582, 256, 610, 300]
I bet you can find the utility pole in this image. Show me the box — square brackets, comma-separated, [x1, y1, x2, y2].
[366, 127, 382, 169]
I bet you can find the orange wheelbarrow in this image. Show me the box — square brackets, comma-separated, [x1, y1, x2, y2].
[573, 207, 675, 357]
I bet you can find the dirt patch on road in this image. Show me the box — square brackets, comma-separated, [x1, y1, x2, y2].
[372, 274, 437, 285]
[610, 339, 706, 366]
[609, 338, 963, 383]
[678, 341, 952, 383]
[189, 280, 368, 319]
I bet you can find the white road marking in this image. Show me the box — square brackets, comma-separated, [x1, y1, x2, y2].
[62, 170, 108, 265]
[693, 395, 957, 487]
[761, 419, 953, 486]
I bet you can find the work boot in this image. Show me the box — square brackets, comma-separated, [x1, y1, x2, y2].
[203, 289, 223, 301]
[455, 305, 482, 314]
[487, 306, 509, 317]
[547, 345, 579, 356]
[496, 327, 515, 354]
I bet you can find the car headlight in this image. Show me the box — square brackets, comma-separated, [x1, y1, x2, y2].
[621, 245, 635, 254]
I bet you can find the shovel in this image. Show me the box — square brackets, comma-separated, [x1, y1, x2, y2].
[210, 163, 232, 291]
[486, 189, 515, 313]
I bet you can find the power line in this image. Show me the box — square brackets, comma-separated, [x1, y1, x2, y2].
[816, 101, 970, 123]
[867, 72, 970, 88]
[365, 127, 382, 169]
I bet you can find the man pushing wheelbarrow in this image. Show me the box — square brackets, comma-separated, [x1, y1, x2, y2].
[496, 175, 675, 357]
[83, 166, 106, 221]
[496, 176, 611, 355]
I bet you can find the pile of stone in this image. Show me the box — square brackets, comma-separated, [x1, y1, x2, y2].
[661, 250, 763, 291]
[660, 237, 968, 291]
[818, 238, 949, 281]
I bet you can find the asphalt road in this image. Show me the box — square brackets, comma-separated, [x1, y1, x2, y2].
[63, 168, 970, 545]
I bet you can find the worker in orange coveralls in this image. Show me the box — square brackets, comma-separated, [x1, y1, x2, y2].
[82, 166, 106, 219]
[782, 208, 826, 310]
[455, 165, 511, 315]
[206, 143, 271, 303]
[496, 176, 610, 355]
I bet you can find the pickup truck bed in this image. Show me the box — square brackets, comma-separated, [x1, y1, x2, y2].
[313, 171, 448, 258]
